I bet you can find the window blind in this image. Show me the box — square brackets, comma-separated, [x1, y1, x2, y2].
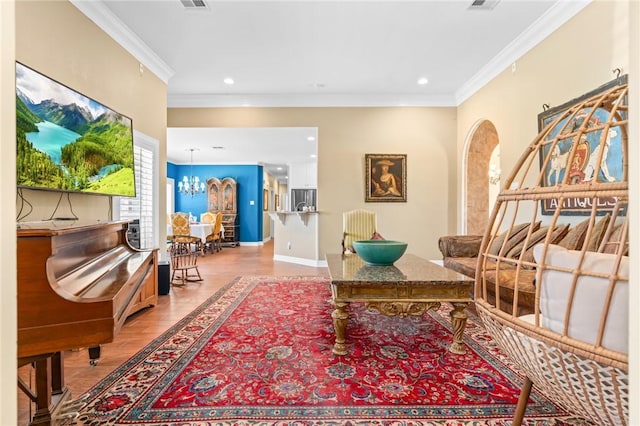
[119, 145, 154, 249]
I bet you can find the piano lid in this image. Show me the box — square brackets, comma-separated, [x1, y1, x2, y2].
[17, 219, 131, 237]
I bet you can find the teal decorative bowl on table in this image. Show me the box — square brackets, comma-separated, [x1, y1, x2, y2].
[352, 240, 408, 266]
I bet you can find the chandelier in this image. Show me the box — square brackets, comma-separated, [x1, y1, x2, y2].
[178, 148, 206, 196]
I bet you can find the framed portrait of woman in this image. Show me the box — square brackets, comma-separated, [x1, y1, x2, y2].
[365, 153, 407, 202]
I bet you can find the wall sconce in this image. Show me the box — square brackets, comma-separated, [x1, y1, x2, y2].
[488, 164, 501, 185]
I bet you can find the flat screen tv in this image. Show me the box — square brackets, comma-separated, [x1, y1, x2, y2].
[16, 62, 136, 197]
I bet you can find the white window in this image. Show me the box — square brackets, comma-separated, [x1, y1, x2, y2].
[114, 131, 159, 249]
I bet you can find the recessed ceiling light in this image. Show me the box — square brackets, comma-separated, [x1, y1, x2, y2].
[310, 154, 317, 158]
[417, 77, 429, 85]
[277, 167, 283, 171]
[223, 77, 234, 85]
[307, 136, 315, 141]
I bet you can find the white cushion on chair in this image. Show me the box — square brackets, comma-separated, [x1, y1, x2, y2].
[532, 244, 628, 354]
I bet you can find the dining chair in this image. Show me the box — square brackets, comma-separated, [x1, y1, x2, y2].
[200, 211, 216, 224]
[169, 242, 203, 286]
[204, 212, 223, 254]
[342, 209, 377, 254]
[168, 212, 202, 254]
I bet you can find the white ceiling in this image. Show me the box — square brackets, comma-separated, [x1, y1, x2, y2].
[166, 126, 317, 167]
[74, 0, 590, 178]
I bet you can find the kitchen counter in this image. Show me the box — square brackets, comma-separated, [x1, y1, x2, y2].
[270, 211, 321, 266]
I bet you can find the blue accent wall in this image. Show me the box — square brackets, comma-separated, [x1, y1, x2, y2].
[167, 162, 179, 178]
[168, 163, 264, 243]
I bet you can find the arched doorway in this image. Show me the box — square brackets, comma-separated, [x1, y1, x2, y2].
[464, 120, 499, 235]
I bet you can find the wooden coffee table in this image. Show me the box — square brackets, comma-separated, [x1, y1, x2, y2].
[325, 253, 474, 355]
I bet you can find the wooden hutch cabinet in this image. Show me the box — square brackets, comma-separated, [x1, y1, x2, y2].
[207, 177, 239, 247]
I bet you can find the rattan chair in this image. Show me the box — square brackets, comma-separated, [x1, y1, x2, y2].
[341, 209, 377, 254]
[474, 78, 629, 425]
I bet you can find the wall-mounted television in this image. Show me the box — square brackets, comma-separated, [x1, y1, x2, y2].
[16, 62, 136, 197]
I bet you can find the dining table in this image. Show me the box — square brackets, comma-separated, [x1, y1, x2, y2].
[166, 223, 213, 243]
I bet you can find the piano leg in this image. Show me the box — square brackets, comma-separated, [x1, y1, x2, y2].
[19, 352, 71, 426]
[88, 345, 101, 366]
[51, 352, 64, 396]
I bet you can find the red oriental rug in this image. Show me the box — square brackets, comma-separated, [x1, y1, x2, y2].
[75, 276, 589, 425]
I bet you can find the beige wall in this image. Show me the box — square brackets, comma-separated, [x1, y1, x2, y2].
[15, 1, 168, 226]
[1, 0, 17, 419]
[169, 107, 457, 260]
[457, 1, 630, 229]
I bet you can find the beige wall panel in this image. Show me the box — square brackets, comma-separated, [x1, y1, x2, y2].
[272, 213, 319, 261]
[1, 0, 17, 420]
[15, 1, 167, 224]
[169, 107, 457, 260]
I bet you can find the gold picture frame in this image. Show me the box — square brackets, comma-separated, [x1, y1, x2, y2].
[365, 154, 407, 202]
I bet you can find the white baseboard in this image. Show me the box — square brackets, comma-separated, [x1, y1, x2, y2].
[238, 241, 263, 246]
[274, 254, 328, 268]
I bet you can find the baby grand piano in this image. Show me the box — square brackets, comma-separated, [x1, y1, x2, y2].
[17, 220, 158, 425]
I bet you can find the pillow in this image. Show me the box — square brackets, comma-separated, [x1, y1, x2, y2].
[506, 226, 551, 259]
[518, 224, 570, 266]
[532, 244, 628, 353]
[556, 218, 589, 250]
[487, 232, 507, 256]
[502, 221, 541, 257]
[602, 223, 629, 255]
[585, 213, 611, 252]
[488, 222, 535, 256]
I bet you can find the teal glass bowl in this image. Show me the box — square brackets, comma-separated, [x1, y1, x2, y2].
[352, 240, 408, 266]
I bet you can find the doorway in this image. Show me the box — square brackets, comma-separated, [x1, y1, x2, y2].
[463, 120, 499, 235]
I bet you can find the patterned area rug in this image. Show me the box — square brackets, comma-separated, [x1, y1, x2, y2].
[75, 276, 588, 425]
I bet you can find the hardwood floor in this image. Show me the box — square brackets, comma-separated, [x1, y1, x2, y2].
[17, 240, 328, 425]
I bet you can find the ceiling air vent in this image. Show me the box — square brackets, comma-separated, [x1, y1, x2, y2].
[469, 0, 500, 10]
[180, 0, 208, 10]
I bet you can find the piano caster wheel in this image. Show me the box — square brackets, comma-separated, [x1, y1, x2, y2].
[88, 345, 101, 366]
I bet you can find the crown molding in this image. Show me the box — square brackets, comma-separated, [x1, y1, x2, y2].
[70, 0, 174, 84]
[455, 0, 591, 105]
[74, 0, 588, 107]
[167, 93, 458, 108]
